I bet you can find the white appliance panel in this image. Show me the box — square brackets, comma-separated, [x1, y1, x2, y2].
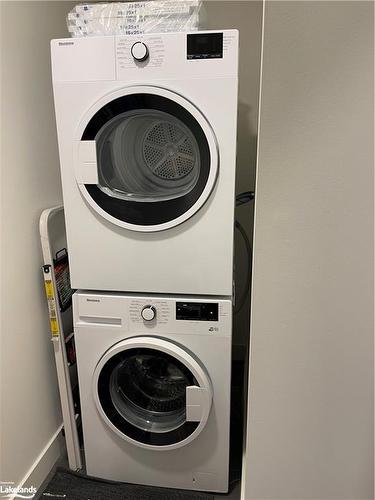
[51, 31, 238, 295]
[73, 292, 232, 492]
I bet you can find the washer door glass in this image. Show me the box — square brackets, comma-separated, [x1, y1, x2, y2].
[96, 110, 200, 203]
[79, 92, 216, 229]
[97, 348, 200, 446]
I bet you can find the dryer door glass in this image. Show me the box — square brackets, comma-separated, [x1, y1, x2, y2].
[97, 347, 200, 446]
[96, 110, 201, 203]
[80, 92, 217, 229]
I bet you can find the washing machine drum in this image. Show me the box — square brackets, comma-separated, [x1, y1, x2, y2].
[76, 89, 219, 232]
[94, 338, 212, 450]
[110, 350, 195, 432]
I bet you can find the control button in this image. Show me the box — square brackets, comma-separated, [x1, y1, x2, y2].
[131, 42, 149, 62]
[141, 305, 156, 321]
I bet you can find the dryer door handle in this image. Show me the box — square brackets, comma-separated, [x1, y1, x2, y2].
[75, 140, 98, 184]
[185, 386, 210, 422]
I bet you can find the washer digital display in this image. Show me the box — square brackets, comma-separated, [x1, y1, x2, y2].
[176, 302, 219, 321]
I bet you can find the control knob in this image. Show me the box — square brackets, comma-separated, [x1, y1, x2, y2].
[131, 42, 149, 62]
[141, 305, 156, 321]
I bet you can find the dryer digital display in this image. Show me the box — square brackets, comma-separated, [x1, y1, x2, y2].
[187, 33, 223, 60]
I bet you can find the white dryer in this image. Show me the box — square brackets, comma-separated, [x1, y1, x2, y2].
[73, 291, 232, 493]
[51, 31, 238, 295]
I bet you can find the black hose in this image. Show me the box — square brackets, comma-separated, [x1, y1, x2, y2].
[234, 220, 252, 314]
[236, 191, 255, 207]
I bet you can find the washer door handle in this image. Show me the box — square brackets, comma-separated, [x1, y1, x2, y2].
[186, 386, 210, 422]
[76, 140, 98, 184]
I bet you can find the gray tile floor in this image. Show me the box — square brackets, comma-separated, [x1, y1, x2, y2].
[216, 480, 241, 500]
[36, 453, 241, 500]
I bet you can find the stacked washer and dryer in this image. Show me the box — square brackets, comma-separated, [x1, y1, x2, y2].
[51, 30, 239, 493]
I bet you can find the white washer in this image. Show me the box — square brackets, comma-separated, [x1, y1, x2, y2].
[51, 31, 238, 295]
[73, 291, 232, 493]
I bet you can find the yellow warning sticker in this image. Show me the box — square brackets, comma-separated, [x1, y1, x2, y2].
[50, 317, 59, 336]
[44, 280, 54, 298]
[44, 279, 59, 337]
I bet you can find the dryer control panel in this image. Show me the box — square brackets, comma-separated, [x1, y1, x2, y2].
[51, 30, 238, 83]
[187, 32, 223, 60]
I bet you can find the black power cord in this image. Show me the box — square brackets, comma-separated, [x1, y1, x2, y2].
[234, 191, 255, 314]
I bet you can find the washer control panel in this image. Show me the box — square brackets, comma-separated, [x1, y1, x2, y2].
[74, 293, 231, 337]
[141, 305, 156, 321]
[130, 299, 170, 325]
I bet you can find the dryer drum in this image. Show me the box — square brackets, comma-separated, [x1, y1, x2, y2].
[96, 109, 201, 203]
[81, 92, 213, 228]
[143, 120, 196, 181]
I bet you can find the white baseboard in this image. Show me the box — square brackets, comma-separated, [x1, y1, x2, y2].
[9, 425, 65, 500]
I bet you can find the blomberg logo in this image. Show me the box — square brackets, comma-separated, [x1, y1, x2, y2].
[58, 41, 74, 46]
[86, 298, 100, 302]
[0, 482, 37, 499]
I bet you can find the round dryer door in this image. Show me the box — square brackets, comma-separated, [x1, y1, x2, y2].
[93, 337, 212, 450]
[75, 86, 219, 232]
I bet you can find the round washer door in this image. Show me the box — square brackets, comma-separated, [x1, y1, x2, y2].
[93, 337, 212, 450]
[75, 86, 219, 232]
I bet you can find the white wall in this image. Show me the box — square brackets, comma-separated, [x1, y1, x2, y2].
[0, 1, 74, 489]
[204, 1, 263, 348]
[244, 1, 374, 499]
